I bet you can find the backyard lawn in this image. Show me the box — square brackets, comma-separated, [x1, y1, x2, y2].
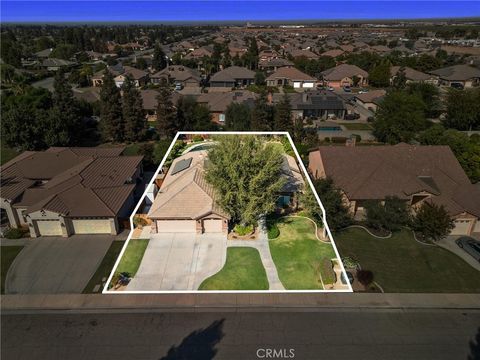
[1, 246, 24, 293]
[199, 247, 269, 290]
[338, 122, 372, 130]
[109, 239, 149, 288]
[335, 228, 480, 293]
[269, 217, 336, 289]
[83, 241, 125, 293]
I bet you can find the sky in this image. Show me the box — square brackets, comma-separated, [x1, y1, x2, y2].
[1, 1, 480, 23]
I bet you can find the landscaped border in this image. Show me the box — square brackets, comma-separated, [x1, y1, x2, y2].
[103, 131, 353, 294]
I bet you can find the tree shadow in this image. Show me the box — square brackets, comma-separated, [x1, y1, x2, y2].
[468, 327, 480, 360]
[159, 319, 225, 360]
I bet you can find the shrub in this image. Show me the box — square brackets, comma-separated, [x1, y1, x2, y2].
[324, 137, 331, 143]
[321, 258, 336, 284]
[357, 269, 374, 287]
[352, 134, 362, 142]
[267, 222, 280, 239]
[331, 136, 347, 143]
[3, 227, 27, 239]
[133, 216, 148, 228]
[233, 224, 254, 236]
[192, 135, 204, 143]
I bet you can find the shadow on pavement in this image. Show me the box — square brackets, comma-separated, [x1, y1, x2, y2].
[159, 319, 225, 360]
[468, 327, 480, 360]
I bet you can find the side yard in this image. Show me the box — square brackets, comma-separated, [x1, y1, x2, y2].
[268, 217, 336, 290]
[109, 239, 149, 289]
[335, 228, 480, 293]
[1, 246, 24, 293]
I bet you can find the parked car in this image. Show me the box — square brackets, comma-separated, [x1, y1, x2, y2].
[345, 113, 360, 120]
[343, 85, 352, 92]
[327, 86, 334, 91]
[450, 82, 464, 90]
[358, 89, 368, 94]
[455, 236, 480, 263]
[174, 83, 183, 91]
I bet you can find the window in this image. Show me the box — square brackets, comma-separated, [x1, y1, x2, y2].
[219, 114, 226, 122]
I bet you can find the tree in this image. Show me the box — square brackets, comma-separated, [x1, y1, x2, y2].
[373, 91, 427, 144]
[100, 70, 124, 142]
[205, 136, 286, 226]
[122, 76, 146, 142]
[444, 88, 480, 131]
[369, 61, 391, 87]
[406, 82, 440, 118]
[225, 102, 251, 130]
[391, 67, 407, 89]
[412, 202, 454, 242]
[1, 106, 44, 150]
[254, 71, 266, 86]
[250, 91, 274, 131]
[152, 43, 167, 71]
[191, 103, 216, 131]
[136, 57, 148, 70]
[156, 78, 177, 139]
[312, 177, 352, 232]
[364, 196, 410, 232]
[274, 93, 293, 134]
[356, 270, 374, 287]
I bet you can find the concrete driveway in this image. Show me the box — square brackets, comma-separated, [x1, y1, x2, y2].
[437, 236, 480, 272]
[5, 235, 114, 294]
[127, 233, 227, 291]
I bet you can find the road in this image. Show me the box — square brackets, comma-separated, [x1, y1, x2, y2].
[2, 309, 479, 360]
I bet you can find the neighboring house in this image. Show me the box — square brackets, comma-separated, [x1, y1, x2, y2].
[41, 58, 76, 71]
[266, 67, 317, 89]
[140, 90, 182, 122]
[196, 90, 256, 124]
[259, 49, 279, 62]
[34, 48, 53, 58]
[321, 49, 345, 58]
[114, 66, 149, 88]
[258, 58, 294, 72]
[354, 89, 386, 112]
[288, 49, 319, 60]
[308, 143, 480, 236]
[209, 66, 255, 89]
[184, 46, 214, 60]
[429, 64, 480, 88]
[151, 65, 201, 88]
[321, 64, 369, 88]
[149, 148, 304, 234]
[390, 66, 438, 85]
[272, 90, 346, 120]
[1, 147, 143, 237]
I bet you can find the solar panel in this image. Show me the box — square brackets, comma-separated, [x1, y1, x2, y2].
[171, 158, 192, 175]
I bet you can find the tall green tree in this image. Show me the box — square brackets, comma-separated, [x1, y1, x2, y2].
[412, 203, 454, 242]
[1, 107, 44, 150]
[274, 93, 293, 134]
[250, 91, 274, 131]
[225, 102, 251, 130]
[122, 76, 146, 142]
[391, 67, 407, 89]
[152, 43, 167, 71]
[364, 196, 410, 232]
[406, 82, 440, 118]
[369, 60, 391, 87]
[156, 78, 177, 139]
[100, 70, 124, 142]
[205, 136, 286, 225]
[444, 88, 480, 131]
[373, 90, 427, 144]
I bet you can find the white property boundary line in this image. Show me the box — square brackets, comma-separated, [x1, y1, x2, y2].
[103, 131, 353, 294]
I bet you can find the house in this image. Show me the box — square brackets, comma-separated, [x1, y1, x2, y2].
[288, 49, 319, 60]
[258, 58, 294, 72]
[354, 89, 386, 112]
[272, 90, 346, 120]
[321, 49, 345, 58]
[0, 147, 143, 237]
[151, 65, 201, 88]
[148, 147, 304, 234]
[41, 58, 76, 71]
[259, 49, 279, 62]
[114, 66, 149, 88]
[321, 64, 368, 88]
[92, 64, 125, 87]
[308, 143, 480, 236]
[196, 90, 256, 124]
[390, 66, 438, 85]
[140, 90, 182, 122]
[184, 46, 214, 60]
[429, 64, 480, 88]
[266, 67, 316, 89]
[209, 66, 255, 89]
[148, 150, 230, 234]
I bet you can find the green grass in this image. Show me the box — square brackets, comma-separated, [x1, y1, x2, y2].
[199, 247, 269, 290]
[335, 228, 480, 293]
[115, 239, 149, 277]
[1, 146, 21, 165]
[338, 123, 373, 130]
[1, 246, 24, 293]
[269, 217, 336, 289]
[83, 241, 125, 293]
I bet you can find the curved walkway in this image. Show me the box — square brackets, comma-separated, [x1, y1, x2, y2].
[278, 215, 331, 243]
[342, 225, 392, 239]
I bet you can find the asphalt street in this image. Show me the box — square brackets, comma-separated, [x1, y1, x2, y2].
[2, 309, 480, 360]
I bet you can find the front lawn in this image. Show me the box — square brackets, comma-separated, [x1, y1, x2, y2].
[338, 122, 372, 130]
[199, 247, 269, 290]
[1, 246, 24, 293]
[335, 228, 480, 293]
[83, 241, 125, 293]
[115, 238, 149, 277]
[269, 217, 336, 289]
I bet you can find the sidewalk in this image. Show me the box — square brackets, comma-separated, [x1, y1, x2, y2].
[2, 293, 480, 313]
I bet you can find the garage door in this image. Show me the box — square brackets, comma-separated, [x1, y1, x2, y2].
[293, 81, 301, 88]
[72, 219, 112, 234]
[36, 220, 62, 236]
[157, 220, 196, 233]
[451, 219, 472, 235]
[203, 219, 223, 233]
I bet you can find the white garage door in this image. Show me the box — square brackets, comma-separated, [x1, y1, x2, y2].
[203, 219, 223, 233]
[157, 220, 196, 233]
[293, 81, 301, 88]
[451, 219, 472, 235]
[303, 82, 314, 88]
[36, 220, 62, 236]
[72, 219, 112, 234]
